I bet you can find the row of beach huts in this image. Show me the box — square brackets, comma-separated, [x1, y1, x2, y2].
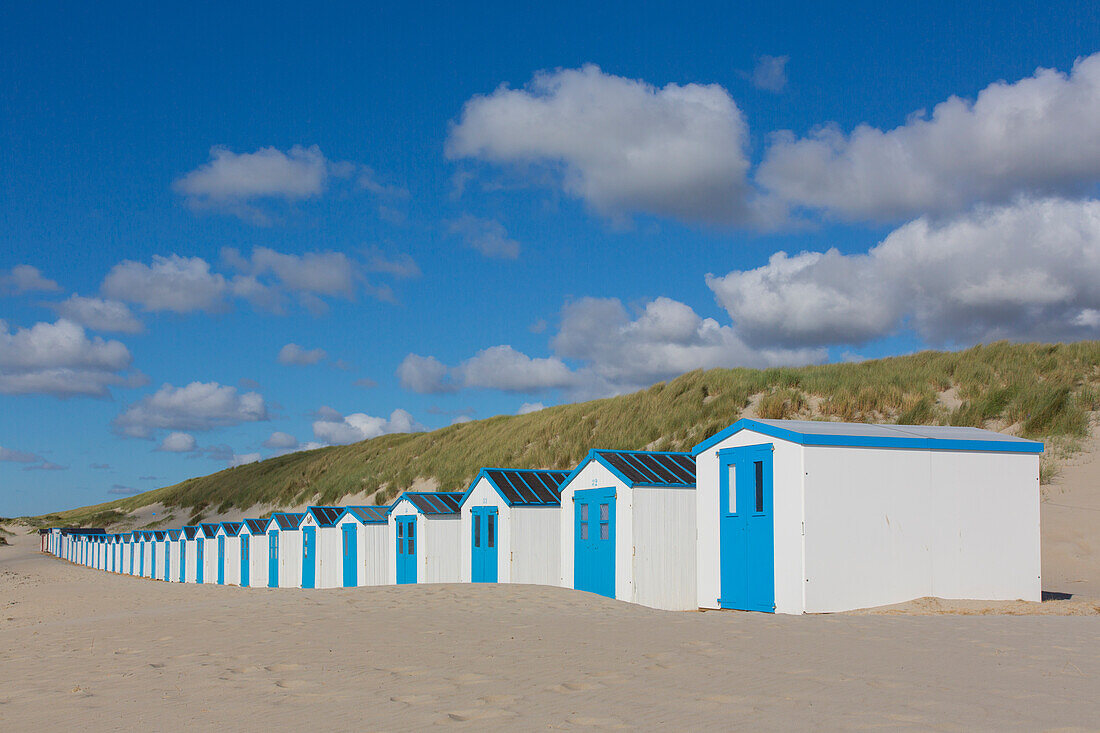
[40, 418, 1045, 614]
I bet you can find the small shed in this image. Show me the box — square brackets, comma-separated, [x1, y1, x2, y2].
[197, 524, 221, 583]
[458, 468, 570, 585]
[121, 533, 134, 574]
[140, 531, 153, 578]
[692, 418, 1044, 614]
[271, 512, 306, 589]
[338, 506, 393, 587]
[388, 493, 464, 585]
[166, 530, 182, 580]
[181, 526, 200, 583]
[559, 449, 697, 611]
[299, 507, 345, 589]
[238, 519, 269, 588]
[154, 531, 169, 580]
[216, 523, 243, 586]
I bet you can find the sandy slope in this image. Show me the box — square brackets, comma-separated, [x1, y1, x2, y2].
[1, 531, 1099, 730]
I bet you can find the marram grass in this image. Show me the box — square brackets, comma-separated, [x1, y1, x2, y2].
[32, 341, 1100, 527]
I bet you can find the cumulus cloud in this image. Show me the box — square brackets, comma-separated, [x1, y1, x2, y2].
[228, 452, 261, 468]
[517, 401, 546, 415]
[448, 215, 521, 259]
[102, 255, 228, 313]
[223, 246, 360, 313]
[312, 407, 426, 445]
[0, 265, 60, 295]
[113, 381, 267, 439]
[0, 446, 45, 463]
[749, 55, 788, 92]
[0, 318, 134, 397]
[108, 484, 141, 495]
[157, 431, 198, 453]
[24, 461, 67, 471]
[707, 197, 1100, 347]
[447, 64, 757, 226]
[263, 431, 299, 450]
[277, 343, 327, 366]
[758, 53, 1100, 221]
[398, 296, 822, 399]
[365, 249, 421, 278]
[52, 295, 143, 333]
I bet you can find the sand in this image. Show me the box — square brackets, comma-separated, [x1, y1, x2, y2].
[1, 531, 1098, 730]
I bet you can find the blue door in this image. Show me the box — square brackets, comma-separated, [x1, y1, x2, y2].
[574, 488, 615, 598]
[471, 507, 498, 583]
[268, 531, 279, 588]
[163, 542, 170, 580]
[301, 527, 316, 588]
[341, 524, 357, 588]
[196, 538, 205, 583]
[217, 536, 226, 585]
[129, 543, 135, 575]
[179, 539, 186, 582]
[240, 536, 250, 587]
[139, 541, 145, 577]
[396, 517, 416, 584]
[719, 444, 775, 612]
[150, 543, 156, 577]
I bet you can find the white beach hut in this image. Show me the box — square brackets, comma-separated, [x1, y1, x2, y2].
[214, 523, 243, 586]
[197, 524, 220, 583]
[238, 519, 268, 588]
[299, 507, 345, 589]
[458, 468, 570, 585]
[337, 506, 393, 587]
[692, 418, 1044, 614]
[559, 449, 697, 611]
[388, 493, 464, 585]
[180, 526, 200, 583]
[165, 530, 181, 580]
[271, 513, 305, 589]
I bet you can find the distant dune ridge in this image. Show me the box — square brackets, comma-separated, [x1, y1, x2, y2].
[27, 341, 1100, 531]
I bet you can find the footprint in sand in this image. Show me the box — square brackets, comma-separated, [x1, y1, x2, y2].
[445, 708, 513, 722]
[148, 662, 166, 669]
[264, 663, 302, 673]
[566, 715, 629, 728]
[549, 680, 605, 693]
[390, 694, 436, 705]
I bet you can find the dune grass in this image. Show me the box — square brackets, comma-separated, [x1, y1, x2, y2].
[33, 341, 1100, 527]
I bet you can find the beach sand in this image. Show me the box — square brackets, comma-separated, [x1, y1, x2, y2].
[1, 528, 1099, 730]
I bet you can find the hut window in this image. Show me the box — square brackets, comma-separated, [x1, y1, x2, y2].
[398, 523, 403, 538]
[754, 461, 764, 513]
[474, 515, 481, 547]
[580, 504, 588, 521]
[488, 514, 495, 548]
[728, 464, 736, 513]
[580, 522, 588, 540]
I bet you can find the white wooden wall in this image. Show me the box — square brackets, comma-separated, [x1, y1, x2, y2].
[245, 533, 269, 588]
[223, 535, 241, 586]
[317, 526, 343, 589]
[510, 506, 559, 586]
[184, 539, 198, 583]
[278, 530, 303, 588]
[359, 523, 389, 586]
[631, 486, 697, 610]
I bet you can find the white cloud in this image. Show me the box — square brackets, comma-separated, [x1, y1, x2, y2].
[53, 295, 143, 333]
[277, 343, 327, 366]
[157, 432, 198, 453]
[750, 55, 788, 92]
[365, 249, 421, 278]
[707, 197, 1100, 346]
[0, 318, 134, 397]
[447, 64, 757, 226]
[552, 296, 824, 395]
[108, 484, 141, 495]
[263, 431, 299, 450]
[758, 53, 1100, 221]
[456, 345, 577, 392]
[228, 452, 261, 468]
[24, 461, 67, 471]
[450, 415, 473, 425]
[448, 215, 520, 259]
[517, 401, 546, 415]
[312, 407, 426, 445]
[1, 265, 60, 295]
[174, 145, 331, 222]
[102, 255, 227, 313]
[399, 296, 822, 399]
[224, 246, 359, 313]
[397, 354, 455, 393]
[113, 381, 267, 439]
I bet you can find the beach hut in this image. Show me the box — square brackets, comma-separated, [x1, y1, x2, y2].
[337, 506, 393, 587]
[271, 513, 306, 588]
[197, 524, 220, 583]
[692, 418, 1044, 614]
[458, 468, 570, 585]
[238, 519, 269, 588]
[299, 507, 347, 589]
[388, 492, 464, 585]
[121, 533, 133, 574]
[215, 522, 243, 586]
[143, 531, 156, 578]
[181, 526, 200, 583]
[165, 530, 181, 580]
[559, 449, 697, 611]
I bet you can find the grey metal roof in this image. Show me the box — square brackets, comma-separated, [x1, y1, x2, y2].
[307, 506, 344, 527]
[594, 450, 696, 487]
[274, 512, 305, 530]
[222, 522, 243, 536]
[402, 492, 464, 515]
[199, 523, 219, 538]
[481, 468, 571, 506]
[244, 518, 268, 534]
[343, 505, 392, 524]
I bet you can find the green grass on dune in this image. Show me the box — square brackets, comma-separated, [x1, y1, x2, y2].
[35, 341, 1100, 527]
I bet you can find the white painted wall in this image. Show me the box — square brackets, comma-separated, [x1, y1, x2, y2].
[278, 529, 303, 588]
[631, 486, 697, 610]
[316, 525, 343, 589]
[695, 429, 806, 613]
[389, 499, 462, 584]
[183, 539, 197, 583]
[241, 531, 268, 588]
[510, 507, 560, 586]
[221, 533, 241, 586]
[358, 522, 390, 586]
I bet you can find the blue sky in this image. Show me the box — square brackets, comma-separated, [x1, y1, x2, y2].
[3, 2, 1100, 515]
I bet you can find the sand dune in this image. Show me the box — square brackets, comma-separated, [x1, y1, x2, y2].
[2, 529, 1099, 730]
